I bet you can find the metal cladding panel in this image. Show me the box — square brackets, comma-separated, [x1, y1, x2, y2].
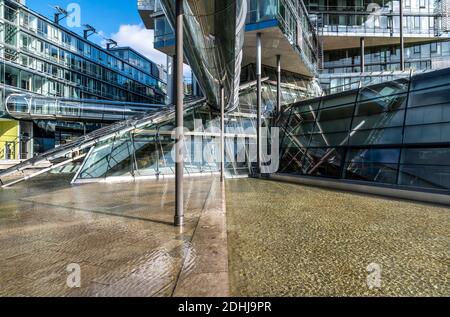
[159, 0, 247, 111]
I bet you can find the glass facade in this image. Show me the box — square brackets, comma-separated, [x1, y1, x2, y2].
[246, 0, 321, 73]
[324, 40, 450, 74]
[75, 97, 263, 182]
[240, 63, 322, 104]
[279, 67, 450, 191]
[301, 0, 450, 95]
[0, 0, 166, 106]
[152, 0, 321, 78]
[305, 0, 442, 36]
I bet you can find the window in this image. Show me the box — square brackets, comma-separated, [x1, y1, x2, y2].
[414, 16, 420, 29]
[419, 0, 426, 8]
[431, 42, 437, 53]
[414, 45, 421, 54]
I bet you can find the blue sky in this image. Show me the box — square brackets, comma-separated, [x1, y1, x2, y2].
[26, 0, 168, 66]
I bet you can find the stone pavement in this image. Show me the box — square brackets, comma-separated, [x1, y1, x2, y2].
[0, 175, 228, 297]
[226, 178, 450, 297]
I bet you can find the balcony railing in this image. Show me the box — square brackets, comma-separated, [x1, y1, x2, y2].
[137, 0, 155, 11]
[245, 0, 321, 74]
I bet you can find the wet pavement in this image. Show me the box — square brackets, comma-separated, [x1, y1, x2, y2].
[0, 174, 229, 297]
[226, 178, 450, 296]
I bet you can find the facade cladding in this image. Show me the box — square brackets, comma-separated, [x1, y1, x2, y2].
[305, 0, 450, 93]
[0, 0, 166, 159]
[0, 0, 165, 104]
[135, 0, 450, 194]
[279, 67, 450, 191]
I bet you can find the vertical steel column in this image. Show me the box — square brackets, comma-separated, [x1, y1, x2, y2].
[174, 0, 184, 227]
[360, 37, 365, 73]
[220, 86, 225, 182]
[167, 55, 174, 105]
[276, 55, 281, 115]
[256, 32, 262, 173]
[399, 0, 405, 71]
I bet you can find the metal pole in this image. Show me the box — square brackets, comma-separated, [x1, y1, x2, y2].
[399, 0, 405, 71]
[256, 32, 262, 173]
[276, 55, 281, 115]
[220, 86, 225, 182]
[174, 0, 184, 227]
[360, 37, 365, 73]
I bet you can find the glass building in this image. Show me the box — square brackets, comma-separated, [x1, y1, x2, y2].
[0, 0, 167, 160]
[279, 67, 450, 191]
[139, 0, 323, 104]
[304, 0, 450, 93]
[2, 0, 450, 200]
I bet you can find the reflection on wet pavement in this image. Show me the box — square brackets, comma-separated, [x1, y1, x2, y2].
[0, 174, 229, 297]
[226, 178, 450, 296]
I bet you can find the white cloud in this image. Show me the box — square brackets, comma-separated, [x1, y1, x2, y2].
[106, 24, 192, 78]
[108, 24, 167, 67]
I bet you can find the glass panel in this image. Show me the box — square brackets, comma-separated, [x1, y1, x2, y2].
[404, 123, 450, 144]
[410, 68, 450, 91]
[105, 134, 134, 177]
[279, 146, 307, 174]
[310, 132, 349, 147]
[401, 148, 450, 166]
[321, 92, 357, 109]
[399, 148, 450, 190]
[352, 110, 405, 130]
[399, 165, 450, 190]
[349, 127, 403, 146]
[344, 148, 400, 184]
[302, 147, 344, 178]
[406, 104, 450, 126]
[78, 141, 114, 179]
[358, 78, 409, 101]
[408, 84, 450, 108]
[355, 94, 407, 116]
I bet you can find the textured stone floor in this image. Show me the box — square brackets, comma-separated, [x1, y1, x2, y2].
[0, 175, 228, 297]
[226, 178, 450, 297]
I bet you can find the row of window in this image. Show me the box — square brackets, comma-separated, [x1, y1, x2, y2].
[0, 1, 163, 86]
[322, 41, 450, 76]
[305, 0, 435, 12]
[1, 63, 161, 104]
[1, 47, 164, 103]
[318, 14, 438, 35]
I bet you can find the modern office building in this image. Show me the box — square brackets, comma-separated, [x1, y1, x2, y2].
[2, 0, 450, 201]
[0, 0, 166, 160]
[305, 0, 450, 93]
[140, 0, 450, 94]
[132, 0, 450, 195]
[138, 0, 324, 109]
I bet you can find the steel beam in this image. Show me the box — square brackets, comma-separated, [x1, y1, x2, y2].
[400, 0, 405, 71]
[256, 32, 262, 173]
[220, 86, 225, 182]
[276, 55, 281, 114]
[360, 37, 365, 73]
[174, 0, 184, 227]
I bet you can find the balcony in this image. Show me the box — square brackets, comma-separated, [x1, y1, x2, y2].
[138, 0, 164, 29]
[242, 0, 321, 77]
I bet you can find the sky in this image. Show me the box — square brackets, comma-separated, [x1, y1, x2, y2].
[26, 0, 169, 67]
